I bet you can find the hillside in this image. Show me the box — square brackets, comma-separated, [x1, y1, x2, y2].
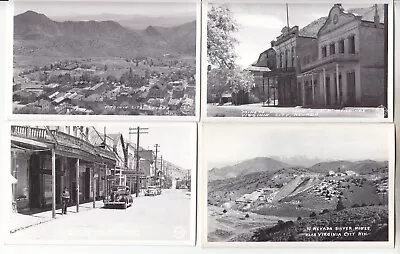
[252, 205, 389, 242]
[14, 11, 196, 58]
[208, 167, 311, 207]
[162, 160, 189, 180]
[208, 157, 290, 182]
[309, 160, 388, 175]
[309, 160, 354, 173]
[208, 159, 388, 218]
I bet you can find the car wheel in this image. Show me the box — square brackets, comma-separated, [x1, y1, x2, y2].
[124, 203, 127, 209]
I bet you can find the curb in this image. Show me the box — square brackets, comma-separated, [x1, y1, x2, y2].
[9, 203, 104, 234]
[10, 218, 53, 234]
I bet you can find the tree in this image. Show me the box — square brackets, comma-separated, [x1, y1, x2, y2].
[104, 64, 108, 71]
[206, 5, 254, 103]
[207, 5, 238, 69]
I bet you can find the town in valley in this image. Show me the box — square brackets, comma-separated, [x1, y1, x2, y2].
[13, 2, 197, 116]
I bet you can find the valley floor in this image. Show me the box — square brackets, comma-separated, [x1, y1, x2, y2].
[207, 205, 295, 242]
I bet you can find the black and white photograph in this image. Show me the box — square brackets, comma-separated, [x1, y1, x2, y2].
[12, 0, 198, 117]
[6, 122, 196, 244]
[202, 123, 394, 247]
[204, 1, 392, 119]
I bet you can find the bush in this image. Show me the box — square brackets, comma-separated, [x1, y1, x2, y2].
[222, 209, 227, 213]
[297, 216, 302, 221]
[245, 213, 250, 218]
[309, 212, 317, 218]
[351, 203, 360, 208]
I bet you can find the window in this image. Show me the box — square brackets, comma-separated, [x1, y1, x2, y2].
[348, 35, 356, 54]
[339, 39, 345, 53]
[322, 46, 327, 57]
[285, 49, 288, 69]
[291, 47, 295, 67]
[279, 52, 283, 68]
[329, 43, 336, 55]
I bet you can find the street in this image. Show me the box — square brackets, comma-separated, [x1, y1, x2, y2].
[207, 103, 385, 118]
[7, 189, 192, 242]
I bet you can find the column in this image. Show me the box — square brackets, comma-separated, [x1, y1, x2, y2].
[323, 68, 327, 106]
[302, 76, 306, 107]
[336, 64, 340, 106]
[311, 73, 315, 105]
[51, 149, 56, 218]
[267, 77, 270, 106]
[262, 77, 265, 106]
[330, 73, 335, 106]
[342, 71, 348, 105]
[76, 158, 80, 212]
[92, 163, 95, 208]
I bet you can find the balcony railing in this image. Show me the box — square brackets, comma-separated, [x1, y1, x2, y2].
[11, 126, 115, 161]
[11, 126, 56, 141]
[301, 53, 359, 72]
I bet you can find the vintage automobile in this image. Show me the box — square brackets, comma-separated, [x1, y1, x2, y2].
[145, 186, 158, 196]
[103, 185, 133, 209]
[156, 186, 162, 195]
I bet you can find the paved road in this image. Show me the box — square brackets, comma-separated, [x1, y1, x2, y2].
[7, 189, 192, 242]
[207, 104, 384, 118]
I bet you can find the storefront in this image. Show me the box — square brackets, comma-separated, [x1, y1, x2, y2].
[11, 126, 116, 215]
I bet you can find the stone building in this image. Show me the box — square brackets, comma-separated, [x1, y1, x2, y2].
[250, 4, 387, 108]
[297, 4, 386, 107]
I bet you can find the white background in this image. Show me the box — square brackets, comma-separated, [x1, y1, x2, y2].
[1, 0, 399, 253]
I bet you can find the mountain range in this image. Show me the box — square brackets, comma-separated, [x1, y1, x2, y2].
[209, 157, 388, 182]
[208, 157, 289, 182]
[208, 156, 388, 218]
[14, 10, 196, 58]
[50, 13, 196, 30]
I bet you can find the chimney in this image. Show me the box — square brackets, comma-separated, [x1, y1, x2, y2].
[374, 4, 380, 26]
[271, 40, 276, 47]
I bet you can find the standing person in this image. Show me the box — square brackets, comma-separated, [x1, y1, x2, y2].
[61, 187, 70, 214]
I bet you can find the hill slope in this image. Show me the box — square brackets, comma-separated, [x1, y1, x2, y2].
[208, 157, 290, 182]
[14, 11, 196, 58]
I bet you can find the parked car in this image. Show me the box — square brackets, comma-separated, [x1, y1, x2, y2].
[103, 185, 133, 209]
[156, 186, 162, 195]
[145, 186, 158, 196]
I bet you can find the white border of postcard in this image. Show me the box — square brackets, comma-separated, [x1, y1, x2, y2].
[201, 0, 394, 122]
[200, 122, 395, 248]
[6, 0, 201, 122]
[3, 120, 197, 246]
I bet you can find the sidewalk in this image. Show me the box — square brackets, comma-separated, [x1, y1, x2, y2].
[9, 200, 104, 234]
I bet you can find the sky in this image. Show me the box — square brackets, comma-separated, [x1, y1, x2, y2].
[209, 2, 378, 68]
[204, 123, 391, 169]
[14, 1, 196, 18]
[92, 123, 196, 170]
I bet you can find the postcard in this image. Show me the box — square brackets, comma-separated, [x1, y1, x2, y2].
[201, 122, 394, 247]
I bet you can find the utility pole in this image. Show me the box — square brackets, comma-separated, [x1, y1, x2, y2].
[154, 144, 160, 186]
[129, 127, 148, 197]
[160, 156, 163, 188]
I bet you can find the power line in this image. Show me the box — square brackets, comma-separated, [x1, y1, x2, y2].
[129, 127, 149, 197]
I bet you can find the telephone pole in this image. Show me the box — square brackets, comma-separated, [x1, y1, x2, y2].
[160, 155, 163, 188]
[154, 144, 160, 186]
[129, 127, 149, 197]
